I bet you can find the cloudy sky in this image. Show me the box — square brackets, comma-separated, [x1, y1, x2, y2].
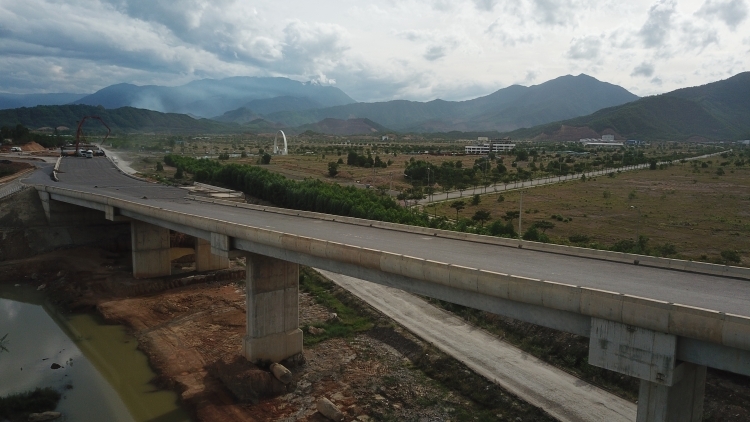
[0, 0, 748, 101]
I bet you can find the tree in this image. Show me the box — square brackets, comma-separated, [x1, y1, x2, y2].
[471, 194, 481, 205]
[502, 210, 520, 225]
[261, 153, 272, 164]
[450, 200, 466, 220]
[156, 162, 164, 172]
[174, 167, 183, 179]
[328, 162, 339, 177]
[472, 210, 491, 227]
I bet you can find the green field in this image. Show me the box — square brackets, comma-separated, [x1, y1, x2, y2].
[432, 158, 750, 265]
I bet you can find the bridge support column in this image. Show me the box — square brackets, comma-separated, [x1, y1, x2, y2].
[637, 363, 706, 422]
[588, 317, 706, 421]
[243, 253, 302, 363]
[195, 238, 229, 272]
[131, 221, 171, 279]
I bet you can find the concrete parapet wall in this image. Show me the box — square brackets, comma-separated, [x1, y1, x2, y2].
[31, 184, 750, 355]
[187, 196, 750, 282]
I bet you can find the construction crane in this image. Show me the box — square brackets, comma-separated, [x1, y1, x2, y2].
[74, 116, 111, 156]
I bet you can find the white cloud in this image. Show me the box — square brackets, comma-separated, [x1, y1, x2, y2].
[0, 0, 747, 100]
[567, 36, 603, 60]
[698, 0, 748, 29]
[639, 1, 676, 49]
[632, 62, 655, 77]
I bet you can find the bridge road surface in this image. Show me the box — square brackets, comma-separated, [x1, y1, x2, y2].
[31, 157, 750, 319]
[318, 269, 637, 422]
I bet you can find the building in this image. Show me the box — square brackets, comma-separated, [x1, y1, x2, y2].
[582, 142, 624, 148]
[464, 140, 516, 154]
[602, 134, 615, 142]
[625, 139, 645, 146]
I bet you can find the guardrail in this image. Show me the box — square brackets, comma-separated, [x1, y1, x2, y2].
[0, 181, 28, 199]
[188, 195, 750, 282]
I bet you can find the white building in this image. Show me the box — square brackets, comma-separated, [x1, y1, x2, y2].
[602, 134, 615, 142]
[464, 140, 516, 154]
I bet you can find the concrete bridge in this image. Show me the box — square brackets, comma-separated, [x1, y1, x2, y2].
[23, 157, 750, 422]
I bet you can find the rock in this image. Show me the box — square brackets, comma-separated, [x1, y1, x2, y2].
[328, 312, 339, 321]
[212, 356, 291, 402]
[308, 326, 326, 335]
[28, 411, 61, 421]
[269, 362, 293, 384]
[50, 363, 62, 369]
[37, 283, 46, 290]
[317, 397, 344, 422]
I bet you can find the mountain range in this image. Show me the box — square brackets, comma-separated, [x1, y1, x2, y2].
[71, 77, 356, 118]
[2, 72, 748, 140]
[258, 74, 638, 133]
[507, 71, 750, 141]
[0, 93, 86, 110]
[0, 105, 231, 133]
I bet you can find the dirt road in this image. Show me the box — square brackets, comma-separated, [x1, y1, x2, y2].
[317, 269, 637, 422]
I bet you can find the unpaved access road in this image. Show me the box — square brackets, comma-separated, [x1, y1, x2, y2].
[317, 269, 637, 422]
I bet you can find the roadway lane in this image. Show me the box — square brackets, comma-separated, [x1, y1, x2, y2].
[35, 157, 750, 317]
[319, 269, 637, 422]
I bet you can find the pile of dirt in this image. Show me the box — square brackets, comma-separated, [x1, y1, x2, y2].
[21, 142, 46, 152]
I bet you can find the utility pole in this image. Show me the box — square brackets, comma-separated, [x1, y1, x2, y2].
[519, 189, 523, 237]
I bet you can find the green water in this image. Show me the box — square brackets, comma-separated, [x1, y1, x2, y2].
[0, 285, 192, 422]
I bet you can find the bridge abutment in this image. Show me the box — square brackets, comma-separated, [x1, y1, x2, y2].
[243, 253, 302, 363]
[131, 221, 172, 279]
[589, 317, 706, 421]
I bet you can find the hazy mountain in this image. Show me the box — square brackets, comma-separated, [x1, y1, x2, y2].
[0, 104, 236, 133]
[294, 118, 390, 136]
[73, 77, 356, 118]
[0, 93, 86, 110]
[266, 74, 638, 132]
[212, 107, 265, 124]
[507, 72, 750, 141]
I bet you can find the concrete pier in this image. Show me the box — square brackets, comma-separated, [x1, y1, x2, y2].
[131, 221, 172, 279]
[195, 237, 229, 272]
[589, 318, 706, 421]
[637, 363, 706, 422]
[243, 253, 303, 363]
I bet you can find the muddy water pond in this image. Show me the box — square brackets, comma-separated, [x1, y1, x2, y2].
[0, 285, 192, 421]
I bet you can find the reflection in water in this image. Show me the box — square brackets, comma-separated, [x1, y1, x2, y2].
[0, 285, 191, 422]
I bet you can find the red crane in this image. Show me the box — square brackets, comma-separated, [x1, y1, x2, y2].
[75, 116, 111, 155]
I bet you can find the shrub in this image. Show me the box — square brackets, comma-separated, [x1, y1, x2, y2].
[721, 250, 741, 264]
[0, 388, 61, 420]
[522, 227, 549, 242]
[569, 234, 590, 243]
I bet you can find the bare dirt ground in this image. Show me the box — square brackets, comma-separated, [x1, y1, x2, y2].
[1, 247, 555, 422]
[3, 244, 748, 421]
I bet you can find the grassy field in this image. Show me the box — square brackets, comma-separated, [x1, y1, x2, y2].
[431, 160, 750, 265]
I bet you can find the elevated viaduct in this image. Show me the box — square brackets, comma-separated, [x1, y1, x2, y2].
[22, 157, 750, 422]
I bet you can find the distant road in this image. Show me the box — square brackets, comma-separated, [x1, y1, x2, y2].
[319, 269, 637, 422]
[418, 150, 728, 205]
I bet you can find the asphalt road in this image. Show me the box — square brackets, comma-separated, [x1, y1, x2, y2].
[319, 269, 637, 422]
[29, 157, 750, 317]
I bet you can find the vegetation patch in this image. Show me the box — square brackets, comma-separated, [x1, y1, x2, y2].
[0, 388, 61, 421]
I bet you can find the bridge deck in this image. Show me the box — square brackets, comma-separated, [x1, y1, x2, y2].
[32, 157, 750, 318]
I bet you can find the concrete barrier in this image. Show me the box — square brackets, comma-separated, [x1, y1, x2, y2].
[189, 195, 750, 282]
